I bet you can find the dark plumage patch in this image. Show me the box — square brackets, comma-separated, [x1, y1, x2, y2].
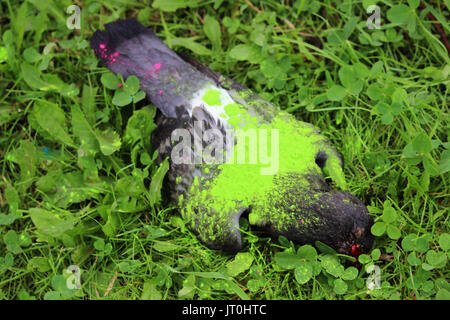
[252, 173, 374, 254]
[90, 19, 150, 54]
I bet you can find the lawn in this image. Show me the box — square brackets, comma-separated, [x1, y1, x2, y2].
[0, 0, 449, 300]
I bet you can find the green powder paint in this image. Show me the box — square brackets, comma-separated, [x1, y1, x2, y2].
[181, 89, 348, 246]
[323, 156, 347, 189]
[223, 103, 242, 116]
[202, 89, 222, 106]
[203, 112, 324, 218]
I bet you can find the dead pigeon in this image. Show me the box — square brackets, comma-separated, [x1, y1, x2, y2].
[90, 19, 374, 257]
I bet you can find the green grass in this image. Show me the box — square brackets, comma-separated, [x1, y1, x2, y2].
[0, 0, 449, 300]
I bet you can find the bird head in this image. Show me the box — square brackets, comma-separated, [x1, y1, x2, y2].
[250, 170, 374, 257]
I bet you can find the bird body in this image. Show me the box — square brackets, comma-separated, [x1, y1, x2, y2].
[91, 19, 374, 255]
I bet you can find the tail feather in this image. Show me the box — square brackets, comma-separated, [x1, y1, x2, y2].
[90, 19, 209, 118]
[91, 19, 149, 53]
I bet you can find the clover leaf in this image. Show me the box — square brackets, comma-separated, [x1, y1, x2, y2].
[371, 201, 401, 240]
[101, 73, 146, 107]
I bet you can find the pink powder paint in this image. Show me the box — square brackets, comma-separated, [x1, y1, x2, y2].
[154, 63, 161, 70]
[118, 83, 123, 88]
[99, 44, 105, 49]
[158, 90, 163, 95]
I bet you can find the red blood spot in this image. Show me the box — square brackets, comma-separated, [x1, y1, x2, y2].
[118, 83, 123, 88]
[351, 244, 361, 258]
